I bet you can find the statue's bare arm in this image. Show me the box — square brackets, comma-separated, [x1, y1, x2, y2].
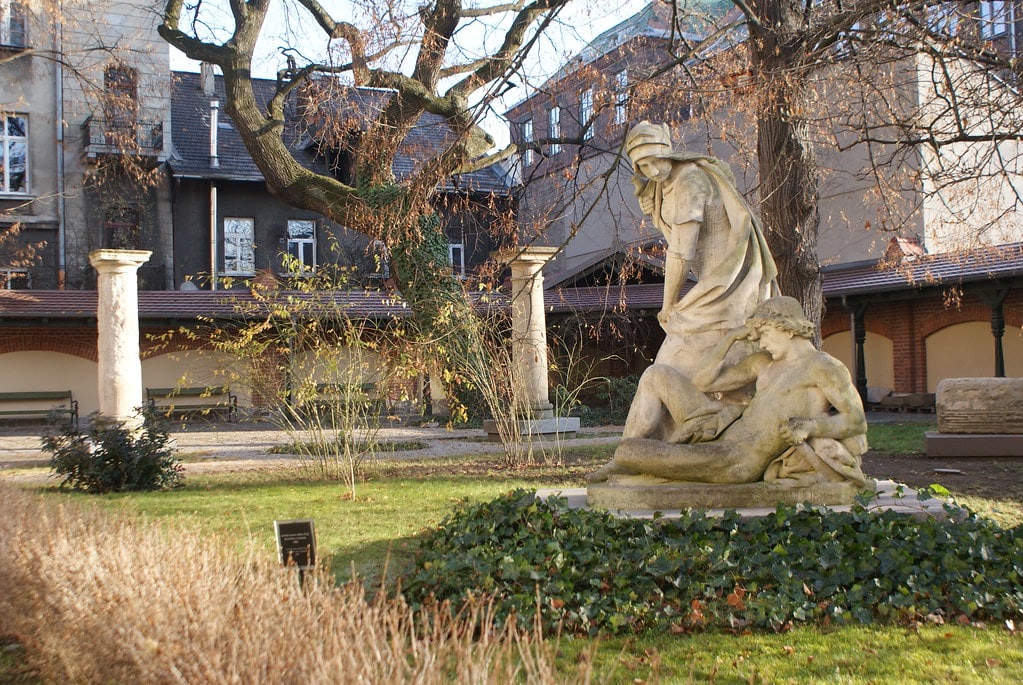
[692, 324, 766, 392]
[781, 356, 867, 444]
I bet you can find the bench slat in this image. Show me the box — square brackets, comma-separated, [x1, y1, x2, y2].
[0, 391, 78, 427]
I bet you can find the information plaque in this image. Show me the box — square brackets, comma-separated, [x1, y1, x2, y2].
[273, 519, 316, 570]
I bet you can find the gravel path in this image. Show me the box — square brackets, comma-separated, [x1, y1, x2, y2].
[0, 421, 624, 480]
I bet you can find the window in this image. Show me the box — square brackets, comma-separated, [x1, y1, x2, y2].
[981, 1, 1011, 38]
[548, 106, 561, 155]
[368, 239, 390, 279]
[0, 114, 27, 194]
[520, 118, 533, 166]
[0, 1, 27, 49]
[106, 206, 140, 249]
[614, 70, 628, 126]
[927, 3, 960, 35]
[449, 243, 465, 278]
[104, 65, 138, 135]
[0, 268, 28, 289]
[579, 89, 593, 140]
[223, 217, 255, 275]
[285, 219, 316, 274]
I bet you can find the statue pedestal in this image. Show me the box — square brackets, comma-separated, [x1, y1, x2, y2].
[587, 476, 871, 511]
[483, 416, 580, 442]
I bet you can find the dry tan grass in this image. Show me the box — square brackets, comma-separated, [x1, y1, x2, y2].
[0, 485, 590, 684]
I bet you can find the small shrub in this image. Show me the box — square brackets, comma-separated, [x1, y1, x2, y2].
[596, 374, 639, 410]
[42, 409, 182, 493]
[405, 490, 1023, 636]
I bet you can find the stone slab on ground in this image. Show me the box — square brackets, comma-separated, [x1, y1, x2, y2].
[482, 417, 580, 442]
[925, 431, 1023, 458]
[586, 477, 865, 510]
[536, 480, 958, 520]
[936, 377, 1023, 434]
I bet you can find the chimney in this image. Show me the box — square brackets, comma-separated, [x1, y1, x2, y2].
[200, 62, 216, 97]
[209, 99, 220, 168]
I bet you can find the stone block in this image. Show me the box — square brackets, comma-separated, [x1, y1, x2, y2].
[586, 478, 868, 511]
[936, 377, 1023, 434]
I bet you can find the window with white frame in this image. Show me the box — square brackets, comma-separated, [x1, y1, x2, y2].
[449, 243, 465, 278]
[369, 239, 390, 279]
[285, 219, 316, 274]
[614, 70, 628, 126]
[981, 1, 1011, 38]
[520, 118, 533, 166]
[548, 106, 561, 154]
[1, 114, 27, 194]
[0, 268, 28, 289]
[0, 1, 28, 49]
[579, 89, 593, 140]
[223, 217, 255, 275]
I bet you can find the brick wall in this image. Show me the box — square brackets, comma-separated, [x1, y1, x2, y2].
[824, 288, 1023, 392]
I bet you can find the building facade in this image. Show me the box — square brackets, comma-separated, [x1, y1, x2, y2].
[504, 1, 1023, 397]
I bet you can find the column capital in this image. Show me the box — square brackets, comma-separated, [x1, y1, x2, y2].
[491, 246, 560, 271]
[89, 249, 153, 273]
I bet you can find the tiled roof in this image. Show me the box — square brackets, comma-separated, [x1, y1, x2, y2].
[0, 289, 411, 322]
[0, 283, 661, 323]
[169, 71, 509, 194]
[4, 244, 1021, 323]
[822, 242, 1023, 297]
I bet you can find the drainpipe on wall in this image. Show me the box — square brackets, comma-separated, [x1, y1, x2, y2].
[210, 182, 218, 291]
[209, 99, 220, 168]
[209, 98, 220, 290]
[55, 9, 66, 288]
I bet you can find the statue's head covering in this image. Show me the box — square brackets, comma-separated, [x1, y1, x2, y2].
[625, 120, 736, 186]
[625, 121, 673, 163]
[748, 296, 815, 340]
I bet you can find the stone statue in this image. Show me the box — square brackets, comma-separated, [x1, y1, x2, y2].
[627, 121, 779, 379]
[588, 297, 870, 487]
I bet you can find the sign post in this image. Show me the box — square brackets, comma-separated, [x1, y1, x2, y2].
[274, 519, 316, 586]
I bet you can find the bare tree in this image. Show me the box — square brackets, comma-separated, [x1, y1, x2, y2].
[509, 2, 1023, 335]
[645, 1, 1023, 328]
[158, 0, 578, 404]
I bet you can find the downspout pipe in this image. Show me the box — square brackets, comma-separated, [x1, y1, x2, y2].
[210, 181, 217, 290]
[209, 99, 219, 290]
[209, 99, 220, 168]
[55, 7, 66, 288]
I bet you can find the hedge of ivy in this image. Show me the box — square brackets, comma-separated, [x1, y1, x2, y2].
[404, 490, 1023, 635]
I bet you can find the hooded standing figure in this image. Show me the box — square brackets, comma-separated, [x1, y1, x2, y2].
[623, 122, 780, 442]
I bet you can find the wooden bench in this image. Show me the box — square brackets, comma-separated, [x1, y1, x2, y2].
[0, 391, 79, 427]
[146, 386, 237, 421]
[875, 392, 936, 413]
[297, 382, 384, 417]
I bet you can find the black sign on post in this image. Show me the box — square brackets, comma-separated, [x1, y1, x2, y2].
[274, 519, 316, 571]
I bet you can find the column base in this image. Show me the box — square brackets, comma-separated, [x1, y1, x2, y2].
[483, 416, 581, 442]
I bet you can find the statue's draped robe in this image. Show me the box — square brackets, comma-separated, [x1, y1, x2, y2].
[636, 155, 779, 379]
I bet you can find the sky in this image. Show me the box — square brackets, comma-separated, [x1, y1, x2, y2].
[168, 0, 644, 148]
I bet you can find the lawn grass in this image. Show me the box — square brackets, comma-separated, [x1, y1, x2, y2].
[12, 432, 1022, 682]
[25, 463, 1022, 682]
[35, 461, 585, 581]
[565, 624, 1023, 684]
[867, 420, 937, 453]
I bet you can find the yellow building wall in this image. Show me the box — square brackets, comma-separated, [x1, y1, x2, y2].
[822, 331, 895, 392]
[0, 352, 100, 415]
[925, 322, 1023, 392]
[142, 350, 251, 406]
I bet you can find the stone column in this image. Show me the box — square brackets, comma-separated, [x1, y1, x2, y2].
[89, 249, 152, 425]
[494, 246, 560, 418]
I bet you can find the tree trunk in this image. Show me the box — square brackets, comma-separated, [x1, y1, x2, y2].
[751, 1, 824, 342]
[389, 211, 489, 419]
